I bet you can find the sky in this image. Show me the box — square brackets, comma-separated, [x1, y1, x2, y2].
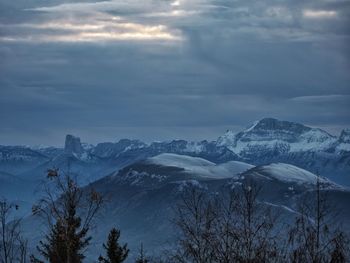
[0, 0, 349, 146]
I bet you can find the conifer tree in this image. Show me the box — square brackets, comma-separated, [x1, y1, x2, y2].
[98, 228, 129, 263]
[31, 220, 66, 263]
[30, 170, 103, 263]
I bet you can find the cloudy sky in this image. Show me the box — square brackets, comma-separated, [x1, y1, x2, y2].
[0, 0, 349, 146]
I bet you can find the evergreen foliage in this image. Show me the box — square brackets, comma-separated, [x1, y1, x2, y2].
[30, 171, 103, 263]
[98, 228, 129, 263]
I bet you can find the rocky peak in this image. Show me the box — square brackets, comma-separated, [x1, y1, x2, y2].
[339, 129, 350, 144]
[92, 139, 146, 158]
[64, 134, 84, 155]
[216, 130, 236, 146]
[116, 139, 146, 148]
[249, 118, 311, 134]
[230, 118, 312, 143]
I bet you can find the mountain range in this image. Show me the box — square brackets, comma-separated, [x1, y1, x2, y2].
[1, 117, 350, 261]
[1, 118, 349, 190]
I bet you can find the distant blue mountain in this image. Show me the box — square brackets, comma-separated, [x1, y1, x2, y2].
[1, 118, 349, 187]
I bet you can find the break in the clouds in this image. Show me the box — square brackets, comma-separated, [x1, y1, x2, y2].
[0, 0, 349, 146]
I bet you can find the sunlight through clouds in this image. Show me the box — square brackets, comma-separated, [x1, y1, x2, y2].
[303, 9, 337, 19]
[171, 0, 181, 7]
[0, 13, 182, 43]
[0, 0, 187, 43]
[2, 0, 344, 45]
[1, 0, 350, 144]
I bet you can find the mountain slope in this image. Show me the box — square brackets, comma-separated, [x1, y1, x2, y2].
[71, 159, 350, 260]
[0, 145, 49, 174]
[107, 153, 253, 190]
[145, 153, 253, 179]
[20, 155, 350, 262]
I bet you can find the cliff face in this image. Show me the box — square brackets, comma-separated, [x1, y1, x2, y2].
[64, 134, 84, 156]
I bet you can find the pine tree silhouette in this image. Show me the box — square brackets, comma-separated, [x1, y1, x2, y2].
[31, 220, 66, 263]
[30, 173, 103, 263]
[98, 228, 129, 263]
[31, 191, 91, 263]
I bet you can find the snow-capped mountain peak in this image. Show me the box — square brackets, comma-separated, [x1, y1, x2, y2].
[1, 118, 349, 187]
[217, 118, 338, 155]
[236, 118, 315, 142]
[248, 118, 310, 133]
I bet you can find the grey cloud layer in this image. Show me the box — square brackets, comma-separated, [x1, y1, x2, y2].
[0, 0, 349, 145]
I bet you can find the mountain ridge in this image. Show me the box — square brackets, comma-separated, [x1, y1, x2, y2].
[0, 118, 349, 186]
[19, 154, 350, 261]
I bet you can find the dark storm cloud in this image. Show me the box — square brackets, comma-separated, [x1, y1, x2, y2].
[0, 0, 349, 146]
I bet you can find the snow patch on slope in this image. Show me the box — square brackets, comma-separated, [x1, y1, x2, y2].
[148, 153, 215, 167]
[147, 153, 253, 179]
[256, 163, 325, 184]
[290, 129, 336, 151]
[185, 142, 205, 153]
[245, 120, 259, 132]
[216, 130, 236, 147]
[336, 143, 350, 152]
